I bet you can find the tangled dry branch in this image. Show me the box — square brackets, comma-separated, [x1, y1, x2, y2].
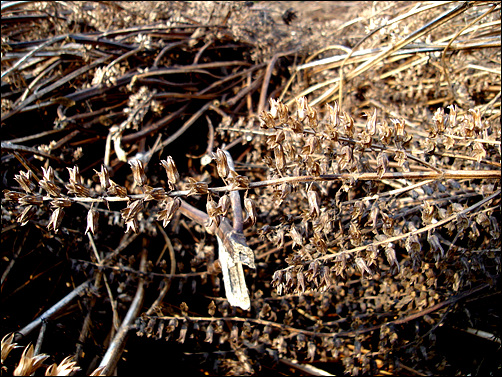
[1, 1, 500, 376]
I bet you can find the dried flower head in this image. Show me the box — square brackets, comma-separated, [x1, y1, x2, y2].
[45, 356, 80, 376]
[85, 208, 99, 235]
[13, 344, 49, 376]
[1, 333, 21, 364]
[129, 158, 147, 187]
[160, 156, 180, 186]
[47, 207, 64, 232]
[14, 171, 36, 194]
[157, 197, 181, 227]
[94, 164, 111, 190]
[212, 148, 230, 179]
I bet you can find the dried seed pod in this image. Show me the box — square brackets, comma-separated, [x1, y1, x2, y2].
[349, 222, 362, 247]
[475, 212, 490, 228]
[355, 257, 371, 277]
[125, 218, 139, 234]
[18, 194, 44, 206]
[327, 101, 341, 129]
[67, 166, 82, 185]
[427, 233, 445, 259]
[144, 187, 167, 201]
[14, 171, 36, 194]
[186, 177, 209, 196]
[206, 195, 221, 227]
[218, 194, 231, 216]
[296, 333, 307, 349]
[342, 111, 355, 138]
[17, 205, 37, 226]
[405, 234, 422, 255]
[65, 182, 91, 197]
[289, 226, 303, 247]
[307, 341, 317, 362]
[421, 201, 436, 225]
[244, 197, 257, 227]
[302, 135, 320, 155]
[39, 180, 61, 197]
[47, 207, 64, 232]
[432, 107, 446, 136]
[384, 242, 399, 270]
[129, 158, 147, 187]
[259, 110, 276, 129]
[3, 190, 24, 202]
[296, 270, 306, 293]
[121, 199, 144, 223]
[448, 104, 458, 128]
[107, 180, 128, 197]
[226, 174, 249, 190]
[379, 120, 393, 145]
[381, 212, 395, 236]
[365, 108, 377, 136]
[376, 152, 388, 179]
[274, 145, 286, 171]
[157, 197, 181, 227]
[177, 321, 188, 344]
[166, 318, 179, 333]
[296, 96, 308, 122]
[208, 301, 216, 316]
[42, 166, 55, 182]
[94, 164, 111, 190]
[85, 208, 99, 235]
[50, 198, 72, 208]
[204, 323, 214, 343]
[212, 148, 230, 179]
[160, 156, 179, 185]
[269, 98, 288, 120]
[307, 187, 320, 218]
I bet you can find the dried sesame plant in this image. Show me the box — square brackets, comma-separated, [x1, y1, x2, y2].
[1, 1, 501, 376]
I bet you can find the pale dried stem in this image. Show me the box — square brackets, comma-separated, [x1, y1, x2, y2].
[88, 233, 120, 331]
[98, 248, 148, 375]
[15, 279, 93, 342]
[145, 224, 176, 316]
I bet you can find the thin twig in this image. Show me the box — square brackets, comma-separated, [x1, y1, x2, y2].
[98, 247, 148, 375]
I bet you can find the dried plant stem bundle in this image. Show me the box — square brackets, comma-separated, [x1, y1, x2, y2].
[1, 1, 500, 376]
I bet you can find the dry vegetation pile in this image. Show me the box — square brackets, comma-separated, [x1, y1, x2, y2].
[1, 1, 501, 376]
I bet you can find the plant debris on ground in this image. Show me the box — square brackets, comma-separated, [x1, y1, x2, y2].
[1, 1, 501, 376]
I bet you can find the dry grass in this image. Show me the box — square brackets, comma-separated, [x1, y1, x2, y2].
[1, 1, 500, 376]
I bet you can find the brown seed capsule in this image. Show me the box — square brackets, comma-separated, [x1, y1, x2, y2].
[125, 218, 139, 234]
[245, 197, 257, 224]
[14, 171, 35, 194]
[50, 198, 72, 208]
[47, 207, 64, 232]
[186, 178, 209, 196]
[144, 186, 167, 201]
[121, 199, 144, 223]
[3, 190, 23, 202]
[157, 197, 181, 227]
[129, 159, 147, 187]
[39, 180, 61, 197]
[42, 166, 55, 182]
[17, 205, 37, 226]
[160, 156, 179, 185]
[376, 152, 388, 179]
[307, 188, 320, 218]
[218, 195, 231, 216]
[65, 182, 91, 197]
[67, 166, 82, 185]
[18, 194, 44, 206]
[94, 164, 111, 190]
[213, 148, 229, 179]
[85, 208, 99, 235]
